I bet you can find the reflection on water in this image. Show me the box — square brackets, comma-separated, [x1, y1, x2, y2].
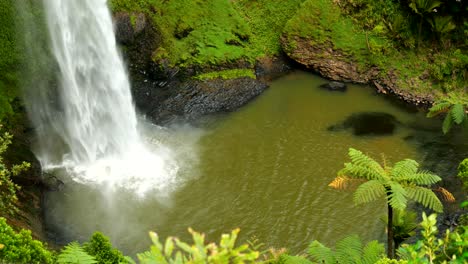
[44, 71, 467, 255]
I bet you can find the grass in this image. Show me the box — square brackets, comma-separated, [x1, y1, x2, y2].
[193, 69, 255, 80]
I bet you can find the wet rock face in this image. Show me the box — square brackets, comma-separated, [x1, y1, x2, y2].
[114, 12, 147, 45]
[320, 81, 347, 92]
[132, 77, 268, 124]
[328, 112, 399, 136]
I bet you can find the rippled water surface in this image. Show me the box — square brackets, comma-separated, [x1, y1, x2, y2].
[44, 71, 465, 254]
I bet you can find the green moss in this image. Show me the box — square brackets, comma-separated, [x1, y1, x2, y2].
[194, 69, 255, 80]
[282, 0, 467, 99]
[232, 0, 305, 57]
[109, 0, 304, 68]
[0, 0, 20, 121]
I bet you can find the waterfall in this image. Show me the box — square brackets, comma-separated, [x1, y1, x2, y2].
[23, 0, 178, 196]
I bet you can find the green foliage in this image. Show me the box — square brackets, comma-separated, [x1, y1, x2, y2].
[381, 210, 418, 249]
[194, 69, 255, 81]
[330, 148, 446, 212]
[232, 0, 305, 57]
[110, 0, 304, 68]
[0, 217, 54, 264]
[134, 228, 259, 264]
[458, 158, 468, 191]
[0, 0, 20, 121]
[57, 242, 97, 264]
[398, 213, 468, 263]
[308, 235, 385, 264]
[83, 232, 127, 264]
[0, 126, 30, 216]
[427, 93, 468, 134]
[330, 148, 452, 257]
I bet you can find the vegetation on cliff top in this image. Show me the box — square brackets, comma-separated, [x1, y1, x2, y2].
[109, 0, 305, 69]
[282, 0, 467, 98]
[0, 0, 20, 121]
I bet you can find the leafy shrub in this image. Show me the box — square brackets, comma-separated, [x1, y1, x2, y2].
[134, 228, 259, 264]
[0, 126, 30, 216]
[398, 213, 468, 263]
[83, 232, 127, 264]
[0, 217, 54, 264]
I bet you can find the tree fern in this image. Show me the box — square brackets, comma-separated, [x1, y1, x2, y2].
[57, 242, 97, 264]
[388, 183, 408, 211]
[391, 159, 419, 179]
[402, 171, 441, 185]
[329, 148, 452, 258]
[405, 186, 443, 212]
[347, 148, 385, 177]
[353, 180, 386, 205]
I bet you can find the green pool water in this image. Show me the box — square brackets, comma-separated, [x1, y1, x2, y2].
[44, 71, 463, 255]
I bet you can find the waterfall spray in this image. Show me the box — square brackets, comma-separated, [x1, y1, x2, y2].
[23, 0, 178, 196]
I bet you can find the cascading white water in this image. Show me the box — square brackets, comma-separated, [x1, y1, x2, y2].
[33, 0, 178, 196]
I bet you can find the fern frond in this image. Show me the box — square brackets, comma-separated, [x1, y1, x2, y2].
[391, 159, 419, 179]
[57, 242, 97, 264]
[348, 149, 385, 176]
[329, 176, 351, 190]
[277, 254, 313, 264]
[361, 240, 385, 264]
[309, 240, 335, 263]
[405, 186, 443, 212]
[335, 235, 363, 264]
[353, 180, 386, 205]
[402, 171, 441, 185]
[339, 163, 384, 180]
[442, 113, 453, 134]
[433, 187, 455, 202]
[450, 104, 465, 124]
[388, 183, 408, 211]
[427, 101, 451, 117]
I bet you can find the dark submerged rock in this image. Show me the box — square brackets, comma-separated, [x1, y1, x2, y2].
[320, 81, 347, 92]
[328, 112, 399, 136]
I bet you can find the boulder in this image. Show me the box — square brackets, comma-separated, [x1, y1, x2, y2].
[320, 81, 346, 92]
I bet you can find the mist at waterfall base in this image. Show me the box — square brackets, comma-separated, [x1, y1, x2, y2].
[24, 0, 187, 197]
[17, 0, 200, 245]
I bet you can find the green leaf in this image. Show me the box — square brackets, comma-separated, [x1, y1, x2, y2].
[388, 183, 408, 211]
[451, 104, 465, 125]
[57, 242, 97, 264]
[309, 240, 335, 263]
[405, 186, 443, 212]
[427, 101, 451, 117]
[335, 235, 363, 264]
[403, 171, 441, 185]
[361, 240, 385, 264]
[353, 180, 386, 205]
[442, 113, 453, 134]
[391, 159, 419, 179]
